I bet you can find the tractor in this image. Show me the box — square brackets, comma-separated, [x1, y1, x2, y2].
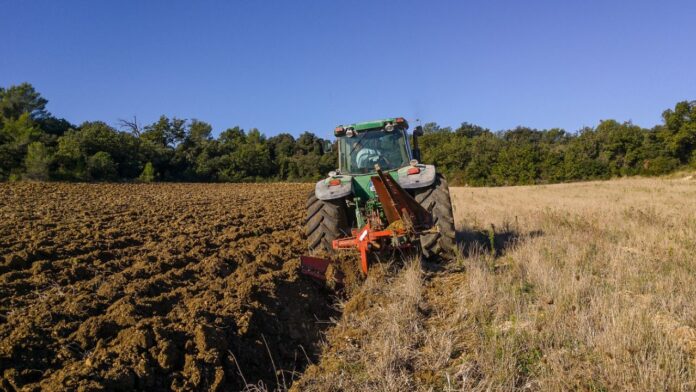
[301, 117, 456, 283]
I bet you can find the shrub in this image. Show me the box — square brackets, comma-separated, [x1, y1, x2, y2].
[87, 151, 117, 180]
[24, 142, 51, 181]
[640, 156, 680, 176]
[139, 162, 155, 182]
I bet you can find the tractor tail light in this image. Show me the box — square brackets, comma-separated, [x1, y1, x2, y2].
[329, 179, 342, 186]
[395, 117, 405, 123]
[407, 167, 420, 175]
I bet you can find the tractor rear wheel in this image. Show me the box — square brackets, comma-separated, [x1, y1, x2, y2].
[414, 174, 457, 260]
[305, 191, 351, 254]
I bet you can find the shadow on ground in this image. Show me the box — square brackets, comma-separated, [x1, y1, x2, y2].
[456, 227, 544, 258]
[236, 275, 339, 390]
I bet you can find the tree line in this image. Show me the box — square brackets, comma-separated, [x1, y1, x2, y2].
[0, 83, 335, 182]
[1, 82, 694, 185]
[420, 101, 696, 185]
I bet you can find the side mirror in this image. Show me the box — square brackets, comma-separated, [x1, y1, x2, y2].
[412, 147, 421, 161]
[323, 140, 332, 154]
[411, 126, 423, 161]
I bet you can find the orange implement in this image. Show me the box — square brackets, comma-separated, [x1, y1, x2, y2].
[333, 224, 404, 275]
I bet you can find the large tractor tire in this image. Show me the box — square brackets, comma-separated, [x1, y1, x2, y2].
[414, 174, 457, 260]
[305, 191, 351, 254]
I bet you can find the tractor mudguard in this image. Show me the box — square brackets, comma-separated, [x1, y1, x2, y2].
[315, 176, 353, 200]
[397, 164, 437, 189]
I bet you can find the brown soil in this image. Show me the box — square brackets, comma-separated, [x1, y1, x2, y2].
[0, 183, 338, 391]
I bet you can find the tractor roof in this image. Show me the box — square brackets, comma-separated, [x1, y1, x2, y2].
[334, 117, 409, 137]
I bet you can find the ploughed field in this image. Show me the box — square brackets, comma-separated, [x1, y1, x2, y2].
[0, 183, 334, 391]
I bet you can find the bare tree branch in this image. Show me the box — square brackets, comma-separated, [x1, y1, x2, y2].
[117, 116, 141, 136]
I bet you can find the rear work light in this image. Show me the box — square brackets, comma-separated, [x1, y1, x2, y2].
[407, 167, 420, 175]
[329, 179, 342, 186]
[334, 126, 345, 136]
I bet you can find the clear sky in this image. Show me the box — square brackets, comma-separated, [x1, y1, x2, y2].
[2, 0, 695, 138]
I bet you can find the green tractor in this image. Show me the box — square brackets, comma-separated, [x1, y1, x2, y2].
[301, 117, 456, 281]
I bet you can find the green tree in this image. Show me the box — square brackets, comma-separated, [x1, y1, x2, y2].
[296, 132, 324, 155]
[139, 116, 186, 180]
[637, 127, 678, 175]
[286, 154, 323, 180]
[0, 112, 43, 144]
[422, 122, 453, 134]
[0, 83, 48, 121]
[189, 119, 212, 142]
[36, 117, 73, 137]
[194, 148, 221, 180]
[77, 122, 122, 156]
[492, 143, 541, 185]
[420, 129, 470, 182]
[563, 128, 609, 180]
[0, 113, 43, 179]
[141, 116, 187, 147]
[72, 121, 142, 178]
[24, 142, 52, 180]
[463, 133, 501, 185]
[53, 129, 86, 180]
[218, 126, 247, 152]
[217, 128, 274, 181]
[662, 101, 696, 163]
[455, 122, 488, 138]
[595, 120, 645, 176]
[268, 133, 297, 179]
[171, 119, 213, 180]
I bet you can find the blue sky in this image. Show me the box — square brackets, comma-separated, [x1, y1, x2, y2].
[1, 0, 695, 138]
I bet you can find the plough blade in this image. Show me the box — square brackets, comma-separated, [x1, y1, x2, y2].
[300, 255, 344, 286]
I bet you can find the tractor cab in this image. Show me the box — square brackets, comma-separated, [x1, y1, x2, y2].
[334, 118, 413, 174]
[316, 117, 432, 202]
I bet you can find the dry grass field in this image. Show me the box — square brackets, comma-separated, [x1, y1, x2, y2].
[2, 177, 695, 391]
[296, 176, 696, 391]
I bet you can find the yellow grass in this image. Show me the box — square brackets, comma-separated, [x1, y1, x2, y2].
[294, 176, 696, 391]
[450, 176, 696, 391]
